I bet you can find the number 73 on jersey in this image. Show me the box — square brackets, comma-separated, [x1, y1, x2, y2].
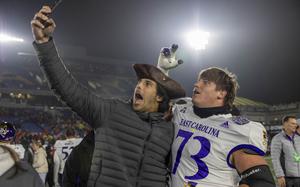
[172, 129, 211, 180]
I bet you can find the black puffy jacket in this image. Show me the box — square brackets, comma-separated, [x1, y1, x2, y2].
[63, 131, 95, 187]
[34, 39, 173, 187]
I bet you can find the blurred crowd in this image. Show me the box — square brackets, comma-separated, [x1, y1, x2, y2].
[0, 107, 91, 186]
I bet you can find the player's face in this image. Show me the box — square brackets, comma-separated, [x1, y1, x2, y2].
[132, 79, 162, 113]
[284, 118, 298, 134]
[192, 79, 226, 108]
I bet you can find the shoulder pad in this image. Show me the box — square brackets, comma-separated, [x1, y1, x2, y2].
[175, 99, 187, 105]
[231, 116, 250, 125]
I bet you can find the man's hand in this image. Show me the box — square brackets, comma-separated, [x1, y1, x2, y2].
[277, 176, 286, 187]
[31, 6, 56, 43]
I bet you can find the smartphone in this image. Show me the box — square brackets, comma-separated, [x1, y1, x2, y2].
[44, 0, 62, 12]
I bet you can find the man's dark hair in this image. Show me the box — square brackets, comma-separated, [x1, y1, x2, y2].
[282, 115, 296, 124]
[66, 128, 76, 137]
[156, 83, 170, 113]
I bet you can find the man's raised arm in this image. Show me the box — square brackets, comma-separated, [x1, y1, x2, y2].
[31, 6, 115, 128]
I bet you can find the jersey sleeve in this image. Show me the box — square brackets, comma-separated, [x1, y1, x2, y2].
[54, 140, 63, 149]
[53, 151, 61, 184]
[54, 141, 59, 149]
[248, 122, 268, 154]
[226, 121, 267, 168]
[54, 140, 63, 158]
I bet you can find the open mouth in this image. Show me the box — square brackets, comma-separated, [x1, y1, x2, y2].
[193, 88, 200, 95]
[134, 92, 144, 102]
[135, 93, 143, 100]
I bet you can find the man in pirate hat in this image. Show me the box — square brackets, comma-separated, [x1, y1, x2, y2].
[31, 6, 185, 187]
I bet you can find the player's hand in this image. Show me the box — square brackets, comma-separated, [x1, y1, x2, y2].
[31, 6, 56, 43]
[277, 176, 286, 187]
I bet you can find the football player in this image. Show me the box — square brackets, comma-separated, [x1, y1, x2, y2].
[53, 128, 82, 187]
[171, 67, 275, 187]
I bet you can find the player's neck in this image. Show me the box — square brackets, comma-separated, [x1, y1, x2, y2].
[193, 105, 230, 118]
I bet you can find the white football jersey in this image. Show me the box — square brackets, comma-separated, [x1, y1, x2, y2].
[54, 138, 82, 174]
[0, 143, 26, 159]
[171, 98, 268, 187]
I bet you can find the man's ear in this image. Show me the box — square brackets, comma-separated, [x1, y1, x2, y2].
[217, 90, 227, 100]
[283, 122, 287, 129]
[156, 95, 163, 102]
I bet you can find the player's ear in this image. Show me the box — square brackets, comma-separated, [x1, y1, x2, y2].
[156, 95, 163, 102]
[217, 90, 227, 100]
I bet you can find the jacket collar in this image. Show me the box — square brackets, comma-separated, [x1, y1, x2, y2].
[129, 99, 165, 123]
[282, 130, 295, 141]
[136, 112, 164, 123]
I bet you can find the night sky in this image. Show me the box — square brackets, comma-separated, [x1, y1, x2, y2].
[1, 0, 300, 105]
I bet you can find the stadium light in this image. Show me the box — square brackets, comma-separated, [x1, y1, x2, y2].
[0, 33, 24, 43]
[185, 30, 210, 50]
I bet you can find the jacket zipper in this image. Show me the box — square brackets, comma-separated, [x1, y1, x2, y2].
[136, 119, 153, 187]
[291, 139, 300, 176]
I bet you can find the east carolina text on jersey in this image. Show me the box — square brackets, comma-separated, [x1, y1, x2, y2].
[179, 118, 220, 138]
